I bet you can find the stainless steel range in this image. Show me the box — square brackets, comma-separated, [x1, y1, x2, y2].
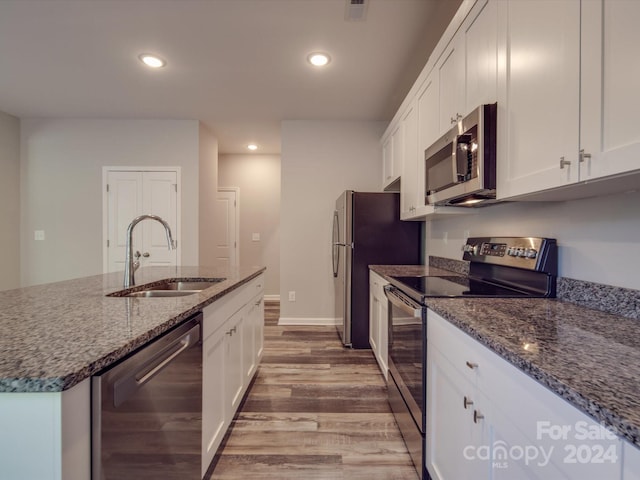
[384, 237, 558, 479]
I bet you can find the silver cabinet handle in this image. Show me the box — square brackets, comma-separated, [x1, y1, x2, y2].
[474, 410, 485, 423]
[579, 149, 592, 163]
[466, 361, 478, 370]
[559, 157, 571, 169]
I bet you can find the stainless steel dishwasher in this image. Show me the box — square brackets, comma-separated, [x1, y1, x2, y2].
[92, 313, 202, 480]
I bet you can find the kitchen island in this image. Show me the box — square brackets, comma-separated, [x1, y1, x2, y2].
[0, 265, 265, 480]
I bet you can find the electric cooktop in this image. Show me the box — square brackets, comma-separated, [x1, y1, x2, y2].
[387, 237, 558, 303]
[389, 275, 540, 299]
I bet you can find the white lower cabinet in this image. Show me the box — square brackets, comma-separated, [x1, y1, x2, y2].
[369, 271, 389, 379]
[201, 273, 265, 477]
[427, 309, 622, 480]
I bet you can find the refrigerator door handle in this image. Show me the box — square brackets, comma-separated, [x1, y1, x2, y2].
[332, 211, 340, 277]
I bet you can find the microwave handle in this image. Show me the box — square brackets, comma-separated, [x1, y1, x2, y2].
[454, 133, 473, 182]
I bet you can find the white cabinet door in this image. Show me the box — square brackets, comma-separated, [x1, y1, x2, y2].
[580, 0, 640, 182]
[369, 272, 389, 379]
[496, 0, 581, 200]
[427, 345, 490, 480]
[225, 310, 244, 418]
[464, 0, 497, 111]
[624, 441, 640, 480]
[242, 291, 264, 384]
[437, 35, 466, 135]
[382, 124, 402, 189]
[400, 102, 419, 218]
[242, 298, 256, 385]
[202, 323, 227, 477]
[141, 171, 178, 266]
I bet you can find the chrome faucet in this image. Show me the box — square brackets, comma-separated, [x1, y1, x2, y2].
[123, 214, 175, 288]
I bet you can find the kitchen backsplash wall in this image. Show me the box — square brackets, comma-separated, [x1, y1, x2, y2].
[425, 189, 640, 291]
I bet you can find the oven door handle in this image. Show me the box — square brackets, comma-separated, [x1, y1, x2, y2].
[384, 285, 422, 318]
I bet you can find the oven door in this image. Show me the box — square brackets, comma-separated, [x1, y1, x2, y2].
[385, 285, 426, 476]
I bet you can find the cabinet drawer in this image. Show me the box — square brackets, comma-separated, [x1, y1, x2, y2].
[428, 310, 483, 387]
[203, 273, 265, 341]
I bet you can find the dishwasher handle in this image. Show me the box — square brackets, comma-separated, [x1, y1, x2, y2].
[110, 317, 201, 408]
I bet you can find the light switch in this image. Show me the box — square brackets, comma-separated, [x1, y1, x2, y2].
[34, 230, 45, 241]
[252, 233, 260, 241]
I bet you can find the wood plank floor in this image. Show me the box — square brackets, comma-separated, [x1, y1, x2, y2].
[206, 301, 419, 479]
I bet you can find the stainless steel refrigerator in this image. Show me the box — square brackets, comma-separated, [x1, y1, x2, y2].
[332, 191, 421, 348]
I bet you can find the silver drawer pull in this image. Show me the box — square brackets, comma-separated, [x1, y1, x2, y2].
[463, 396, 474, 409]
[474, 410, 484, 423]
[466, 361, 478, 370]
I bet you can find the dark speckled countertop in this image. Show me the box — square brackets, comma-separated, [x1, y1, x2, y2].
[370, 264, 640, 449]
[0, 265, 265, 393]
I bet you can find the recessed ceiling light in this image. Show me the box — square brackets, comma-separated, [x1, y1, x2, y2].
[247, 144, 258, 151]
[138, 54, 166, 68]
[307, 52, 331, 67]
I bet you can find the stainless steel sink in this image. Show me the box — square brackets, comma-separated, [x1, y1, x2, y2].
[146, 280, 224, 291]
[125, 290, 200, 298]
[109, 278, 226, 298]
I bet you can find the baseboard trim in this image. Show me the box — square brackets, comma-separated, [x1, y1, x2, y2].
[278, 317, 339, 326]
[263, 294, 280, 302]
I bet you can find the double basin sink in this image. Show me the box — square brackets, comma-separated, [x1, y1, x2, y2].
[109, 279, 226, 298]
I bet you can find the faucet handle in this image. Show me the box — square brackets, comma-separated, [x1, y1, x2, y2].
[142, 252, 150, 258]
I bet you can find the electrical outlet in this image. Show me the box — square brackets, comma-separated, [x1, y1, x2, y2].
[288, 291, 296, 302]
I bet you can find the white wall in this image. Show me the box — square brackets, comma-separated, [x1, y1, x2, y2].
[218, 154, 280, 298]
[20, 118, 200, 286]
[198, 123, 219, 267]
[280, 120, 387, 323]
[0, 111, 20, 291]
[425, 190, 640, 290]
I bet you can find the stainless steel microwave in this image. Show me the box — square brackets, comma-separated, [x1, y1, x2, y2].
[425, 103, 497, 207]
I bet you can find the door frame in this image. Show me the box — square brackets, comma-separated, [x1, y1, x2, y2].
[217, 187, 240, 269]
[102, 166, 182, 273]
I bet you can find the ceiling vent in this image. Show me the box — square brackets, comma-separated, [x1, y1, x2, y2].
[345, 0, 368, 21]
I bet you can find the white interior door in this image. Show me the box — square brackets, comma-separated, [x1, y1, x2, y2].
[105, 168, 179, 273]
[213, 189, 238, 269]
[141, 171, 178, 267]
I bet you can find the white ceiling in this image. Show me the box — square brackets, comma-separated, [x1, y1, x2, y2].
[0, 0, 459, 154]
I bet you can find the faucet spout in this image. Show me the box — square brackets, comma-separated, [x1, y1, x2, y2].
[123, 214, 175, 288]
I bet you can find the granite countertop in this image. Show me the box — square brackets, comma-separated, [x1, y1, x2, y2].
[370, 265, 640, 448]
[0, 265, 265, 393]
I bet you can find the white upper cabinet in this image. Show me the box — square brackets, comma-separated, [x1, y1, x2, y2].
[437, 34, 466, 136]
[498, 0, 640, 201]
[580, 0, 640, 182]
[464, 0, 497, 111]
[496, 0, 581, 200]
[400, 102, 419, 218]
[382, 123, 402, 191]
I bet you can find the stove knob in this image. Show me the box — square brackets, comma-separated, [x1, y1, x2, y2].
[518, 248, 528, 257]
[472, 245, 481, 256]
[507, 247, 515, 256]
[526, 249, 538, 259]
